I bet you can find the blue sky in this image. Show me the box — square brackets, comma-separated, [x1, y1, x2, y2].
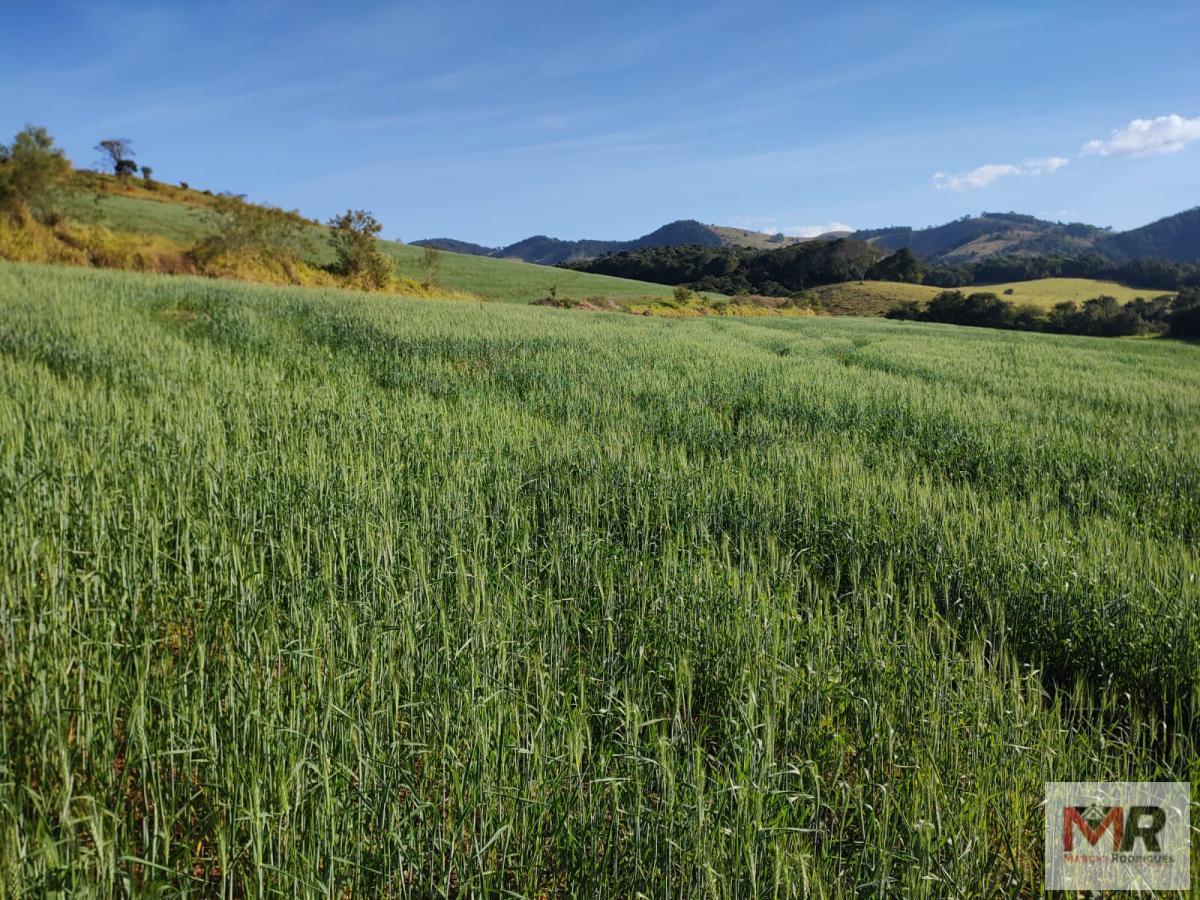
[3, 1, 1198, 245]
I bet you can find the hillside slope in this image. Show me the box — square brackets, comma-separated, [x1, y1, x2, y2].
[1102, 207, 1200, 262]
[853, 208, 1200, 264]
[72, 176, 683, 303]
[854, 213, 1114, 263]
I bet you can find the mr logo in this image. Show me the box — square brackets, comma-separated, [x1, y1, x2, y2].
[1045, 781, 1189, 891]
[1062, 804, 1167, 853]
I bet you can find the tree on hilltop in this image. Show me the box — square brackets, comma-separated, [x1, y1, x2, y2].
[95, 138, 137, 177]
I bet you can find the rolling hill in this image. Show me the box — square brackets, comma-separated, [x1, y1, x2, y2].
[61, 175, 687, 304]
[1103, 207, 1200, 262]
[854, 208, 1200, 264]
[420, 207, 1200, 268]
[21, 173, 1195, 314]
[413, 219, 813, 264]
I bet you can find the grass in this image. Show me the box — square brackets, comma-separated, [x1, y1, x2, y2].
[1, 261, 1197, 896]
[973, 277, 1177, 308]
[811, 278, 1177, 316]
[539, 292, 812, 317]
[809, 280, 940, 316]
[72, 192, 219, 245]
[74, 179, 681, 305]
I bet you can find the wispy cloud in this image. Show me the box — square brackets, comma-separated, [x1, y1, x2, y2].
[1081, 114, 1200, 158]
[1023, 156, 1070, 175]
[785, 222, 854, 237]
[932, 156, 1068, 191]
[732, 218, 853, 237]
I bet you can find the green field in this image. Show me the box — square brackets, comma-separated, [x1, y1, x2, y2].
[812, 277, 1176, 317]
[2, 262, 1197, 895]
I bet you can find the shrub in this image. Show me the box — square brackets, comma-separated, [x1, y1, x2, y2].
[192, 195, 317, 268]
[328, 209, 393, 291]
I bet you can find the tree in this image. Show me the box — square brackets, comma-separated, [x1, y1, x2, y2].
[421, 245, 442, 286]
[95, 138, 136, 176]
[1167, 289, 1200, 340]
[866, 247, 925, 284]
[0, 125, 72, 222]
[673, 285, 695, 304]
[328, 209, 392, 290]
[140, 165, 154, 185]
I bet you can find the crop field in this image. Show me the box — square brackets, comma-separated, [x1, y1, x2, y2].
[811, 277, 1176, 317]
[1, 262, 1198, 896]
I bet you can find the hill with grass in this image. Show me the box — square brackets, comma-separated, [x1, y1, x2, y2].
[1103, 207, 1200, 262]
[1, 123, 1192, 322]
[1, 169, 685, 305]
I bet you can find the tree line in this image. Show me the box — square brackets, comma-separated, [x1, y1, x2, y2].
[565, 239, 886, 297]
[887, 289, 1200, 339]
[925, 253, 1200, 292]
[567, 240, 1200, 298]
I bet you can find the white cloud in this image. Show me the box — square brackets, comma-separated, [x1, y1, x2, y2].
[933, 163, 1019, 191]
[1081, 114, 1200, 158]
[784, 222, 854, 237]
[1023, 156, 1070, 175]
[730, 218, 854, 237]
[932, 157, 1068, 191]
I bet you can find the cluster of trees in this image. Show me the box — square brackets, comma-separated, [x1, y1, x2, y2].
[887, 289, 1200, 339]
[572, 238, 1200, 300]
[1, 129, 158, 224]
[566, 239, 885, 297]
[94, 138, 157, 186]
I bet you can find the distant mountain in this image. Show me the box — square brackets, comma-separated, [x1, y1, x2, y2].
[853, 213, 1114, 264]
[1101, 207, 1200, 262]
[413, 219, 809, 265]
[410, 237, 495, 257]
[415, 207, 1200, 267]
[853, 208, 1200, 265]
